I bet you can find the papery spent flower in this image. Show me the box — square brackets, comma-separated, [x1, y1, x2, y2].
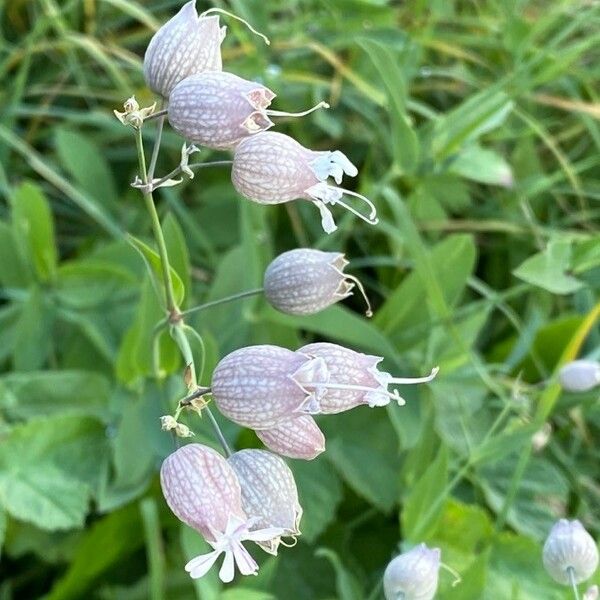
[143, 2, 226, 98]
[543, 519, 599, 585]
[298, 342, 438, 413]
[559, 360, 600, 392]
[228, 449, 302, 554]
[264, 248, 372, 317]
[232, 131, 378, 234]
[384, 544, 441, 600]
[255, 414, 325, 460]
[160, 444, 283, 582]
[168, 72, 327, 150]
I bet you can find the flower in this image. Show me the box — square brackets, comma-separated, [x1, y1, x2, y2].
[559, 360, 600, 392]
[231, 131, 378, 233]
[383, 544, 441, 600]
[264, 248, 372, 316]
[160, 444, 283, 582]
[543, 519, 599, 585]
[228, 449, 302, 554]
[255, 415, 325, 460]
[143, 1, 225, 98]
[584, 585, 599, 600]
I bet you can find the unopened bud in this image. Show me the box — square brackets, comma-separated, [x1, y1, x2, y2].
[143, 1, 225, 98]
[232, 131, 378, 234]
[228, 449, 302, 554]
[559, 360, 600, 392]
[543, 519, 599, 585]
[160, 415, 194, 438]
[384, 544, 441, 600]
[264, 248, 372, 317]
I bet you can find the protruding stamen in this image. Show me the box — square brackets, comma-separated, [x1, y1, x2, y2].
[344, 273, 373, 317]
[303, 381, 401, 404]
[440, 562, 462, 587]
[388, 366, 439, 385]
[335, 188, 378, 220]
[201, 8, 270, 45]
[266, 101, 330, 118]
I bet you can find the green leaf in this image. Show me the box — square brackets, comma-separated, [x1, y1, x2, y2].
[163, 213, 192, 308]
[290, 455, 343, 543]
[221, 590, 275, 600]
[513, 239, 585, 294]
[449, 144, 513, 187]
[127, 234, 185, 307]
[402, 443, 448, 542]
[54, 128, 118, 208]
[0, 221, 31, 288]
[0, 414, 109, 531]
[0, 505, 6, 560]
[12, 181, 58, 282]
[315, 548, 364, 600]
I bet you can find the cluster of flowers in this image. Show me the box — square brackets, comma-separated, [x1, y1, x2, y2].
[135, 1, 437, 584]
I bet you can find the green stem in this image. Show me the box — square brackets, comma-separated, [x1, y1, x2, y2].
[181, 288, 264, 318]
[140, 498, 166, 600]
[149, 160, 233, 192]
[568, 567, 581, 600]
[148, 102, 166, 181]
[135, 127, 178, 314]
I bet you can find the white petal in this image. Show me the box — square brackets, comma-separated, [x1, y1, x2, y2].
[219, 550, 236, 583]
[185, 549, 222, 579]
[231, 542, 259, 576]
[243, 526, 286, 542]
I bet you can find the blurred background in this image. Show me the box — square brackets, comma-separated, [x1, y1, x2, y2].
[0, 0, 599, 598]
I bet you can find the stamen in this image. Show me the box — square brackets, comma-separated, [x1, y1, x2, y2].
[344, 273, 373, 317]
[305, 381, 400, 403]
[388, 366, 439, 385]
[440, 562, 462, 587]
[279, 536, 299, 548]
[201, 8, 270, 45]
[266, 101, 330, 118]
[335, 188, 378, 221]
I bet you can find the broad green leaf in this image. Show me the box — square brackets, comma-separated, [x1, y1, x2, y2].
[402, 443, 448, 542]
[513, 239, 585, 294]
[127, 234, 185, 307]
[54, 127, 118, 208]
[12, 181, 58, 282]
[163, 213, 192, 308]
[45, 503, 145, 600]
[0, 415, 109, 530]
[0, 370, 111, 421]
[0, 221, 30, 287]
[449, 144, 513, 187]
[315, 548, 364, 600]
[290, 455, 343, 543]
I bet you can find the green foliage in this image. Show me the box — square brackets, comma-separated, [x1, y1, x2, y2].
[0, 0, 599, 598]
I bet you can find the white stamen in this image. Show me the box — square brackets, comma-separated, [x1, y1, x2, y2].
[306, 182, 378, 228]
[266, 101, 329, 118]
[440, 562, 462, 587]
[200, 8, 270, 45]
[388, 366, 439, 385]
[344, 273, 373, 317]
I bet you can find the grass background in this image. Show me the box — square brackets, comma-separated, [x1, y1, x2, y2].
[0, 0, 599, 598]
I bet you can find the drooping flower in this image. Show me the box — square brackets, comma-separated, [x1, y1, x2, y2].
[543, 519, 599, 585]
[231, 131, 378, 233]
[143, 1, 226, 98]
[559, 360, 600, 392]
[264, 248, 372, 316]
[160, 444, 283, 582]
[228, 449, 302, 554]
[298, 342, 438, 413]
[255, 415, 325, 460]
[383, 544, 441, 600]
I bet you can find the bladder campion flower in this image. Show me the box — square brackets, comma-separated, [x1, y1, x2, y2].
[543, 519, 599, 586]
[559, 360, 600, 392]
[231, 131, 378, 233]
[264, 248, 372, 316]
[228, 449, 302, 554]
[255, 414, 325, 460]
[384, 544, 441, 600]
[160, 444, 283, 582]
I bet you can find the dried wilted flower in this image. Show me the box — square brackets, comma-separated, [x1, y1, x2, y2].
[160, 444, 283, 582]
[255, 415, 325, 460]
[228, 449, 302, 554]
[298, 342, 438, 413]
[264, 248, 372, 317]
[232, 131, 378, 233]
[543, 519, 599, 585]
[211, 345, 314, 429]
[559, 360, 600, 392]
[143, 2, 226, 98]
[384, 544, 441, 600]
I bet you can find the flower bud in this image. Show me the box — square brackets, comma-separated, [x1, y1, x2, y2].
[298, 342, 438, 413]
[228, 449, 302, 554]
[160, 444, 284, 582]
[211, 345, 314, 429]
[543, 519, 599, 585]
[264, 248, 372, 317]
[232, 131, 378, 234]
[143, 1, 225, 98]
[168, 72, 275, 149]
[559, 360, 600, 392]
[255, 415, 325, 460]
[383, 544, 441, 600]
